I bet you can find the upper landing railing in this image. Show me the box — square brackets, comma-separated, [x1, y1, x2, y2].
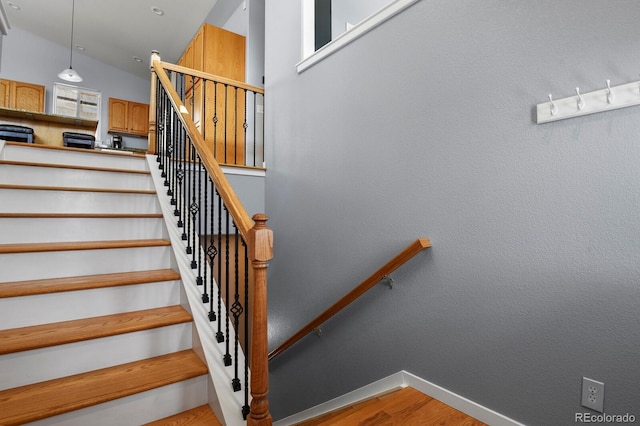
[269, 238, 431, 361]
[148, 57, 265, 170]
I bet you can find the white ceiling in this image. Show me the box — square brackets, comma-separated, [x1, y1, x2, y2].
[1, 0, 242, 80]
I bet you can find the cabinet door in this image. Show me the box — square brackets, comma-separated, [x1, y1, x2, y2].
[128, 102, 149, 136]
[0, 80, 10, 108]
[108, 98, 129, 133]
[12, 81, 45, 112]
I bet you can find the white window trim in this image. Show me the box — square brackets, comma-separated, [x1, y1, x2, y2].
[297, 0, 420, 74]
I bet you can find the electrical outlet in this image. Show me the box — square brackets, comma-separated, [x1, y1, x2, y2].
[582, 377, 604, 413]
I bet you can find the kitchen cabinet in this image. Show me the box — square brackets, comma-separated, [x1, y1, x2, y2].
[108, 97, 149, 137]
[0, 79, 46, 112]
[177, 24, 246, 164]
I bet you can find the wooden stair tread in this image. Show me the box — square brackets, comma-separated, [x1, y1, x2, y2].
[143, 404, 223, 426]
[0, 305, 192, 355]
[0, 269, 180, 298]
[0, 349, 208, 426]
[4, 141, 147, 158]
[0, 159, 151, 175]
[0, 238, 171, 254]
[0, 183, 155, 194]
[0, 212, 163, 218]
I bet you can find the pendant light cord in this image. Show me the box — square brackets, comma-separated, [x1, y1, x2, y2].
[69, 0, 75, 68]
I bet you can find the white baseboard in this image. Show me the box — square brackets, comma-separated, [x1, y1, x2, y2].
[274, 370, 525, 426]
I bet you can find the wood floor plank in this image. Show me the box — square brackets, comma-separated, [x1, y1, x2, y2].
[0, 269, 180, 298]
[0, 350, 208, 426]
[0, 305, 192, 355]
[143, 404, 223, 426]
[300, 387, 487, 426]
[0, 239, 170, 254]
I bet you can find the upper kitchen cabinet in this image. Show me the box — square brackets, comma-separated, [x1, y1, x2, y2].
[0, 79, 46, 113]
[108, 97, 149, 137]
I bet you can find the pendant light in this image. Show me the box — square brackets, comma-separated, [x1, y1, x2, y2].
[58, 0, 82, 82]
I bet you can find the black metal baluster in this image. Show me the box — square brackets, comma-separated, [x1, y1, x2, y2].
[193, 153, 202, 276]
[213, 81, 218, 159]
[223, 205, 232, 366]
[206, 177, 217, 311]
[224, 84, 228, 164]
[242, 88, 248, 167]
[216, 189, 224, 344]
[231, 226, 243, 392]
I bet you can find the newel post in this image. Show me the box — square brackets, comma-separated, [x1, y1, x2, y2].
[147, 50, 161, 154]
[247, 214, 273, 425]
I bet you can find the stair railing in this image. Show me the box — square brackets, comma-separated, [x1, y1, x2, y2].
[148, 54, 265, 169]
[150, 54, 272, 425]
[268, 238, 431, 361]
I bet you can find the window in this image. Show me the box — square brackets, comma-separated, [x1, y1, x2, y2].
[298, 0, 420, 73]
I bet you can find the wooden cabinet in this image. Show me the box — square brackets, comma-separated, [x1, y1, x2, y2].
[177, 24, 246, 164]
[177, 24, 245, 81]
[108, 98, 149, 137]
[0, 79, 45, 112]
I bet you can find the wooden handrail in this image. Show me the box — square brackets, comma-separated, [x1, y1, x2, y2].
[152, 61, 254, 240]
[268, 238, 431, 361]
[159, 61, 265, 95]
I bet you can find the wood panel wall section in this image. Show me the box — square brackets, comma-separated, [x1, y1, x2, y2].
[178, 24, 246, 165]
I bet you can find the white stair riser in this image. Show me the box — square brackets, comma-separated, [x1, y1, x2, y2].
[0, 189, 160, 214]
[0, 245, 173, 281]
[0, 279, 182, 330]
[0, 280, 182, 329]
[0, 323, 193, 390]
[0, 164, 154, 190]
[1, 145, 149, 171]
[26, 376, 209, 426]
[0, 217, 166, 244]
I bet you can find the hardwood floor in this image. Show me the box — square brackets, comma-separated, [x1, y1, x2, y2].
[295, 387, 487, 426]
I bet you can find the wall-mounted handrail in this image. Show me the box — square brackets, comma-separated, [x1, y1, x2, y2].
[268, 238, 431, 361]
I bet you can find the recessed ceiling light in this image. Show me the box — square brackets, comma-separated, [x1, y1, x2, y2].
[133, 56, 143, 63]
[151, 6, 164, 16]
[7, 2, 20, 10]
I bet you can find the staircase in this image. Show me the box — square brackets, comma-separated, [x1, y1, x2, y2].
[0, 141, 220, 425]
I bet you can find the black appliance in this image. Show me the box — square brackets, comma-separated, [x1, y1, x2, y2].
[112, 135, 123, 149]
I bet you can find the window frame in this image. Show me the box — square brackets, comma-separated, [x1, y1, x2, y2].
[297, 0, 420, 73]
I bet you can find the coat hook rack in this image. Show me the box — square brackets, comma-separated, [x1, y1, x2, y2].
[537, 78, 640, 124]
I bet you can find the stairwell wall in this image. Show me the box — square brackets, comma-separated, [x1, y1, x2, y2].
[264, 0, 640, 423]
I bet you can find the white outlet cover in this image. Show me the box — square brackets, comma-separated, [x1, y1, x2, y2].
[582, 377, 605, 413]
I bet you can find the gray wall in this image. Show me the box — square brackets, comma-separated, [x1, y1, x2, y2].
[1, 27, 150, 149]
[264, 0, 640, 424]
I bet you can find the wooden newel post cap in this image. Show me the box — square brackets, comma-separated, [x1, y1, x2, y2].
[250, 214, 273, 262]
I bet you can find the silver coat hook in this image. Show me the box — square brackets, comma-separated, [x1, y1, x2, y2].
[576, 87, 585, 110]
[606, 79, 615, 104]
[548, 94, 558, 116]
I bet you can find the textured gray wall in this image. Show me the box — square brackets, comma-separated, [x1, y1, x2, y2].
[264, 0, 640, 424]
